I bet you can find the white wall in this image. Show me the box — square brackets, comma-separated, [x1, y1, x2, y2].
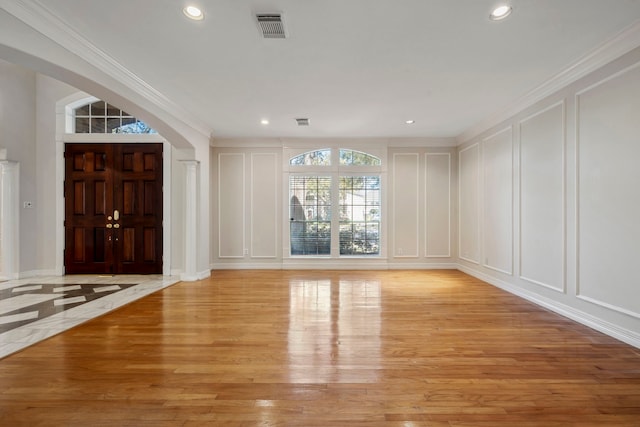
[35, 74, 78, 274]
[457, 46, 640, 348]
[0, 60, 37, 274]
[211, 141, 457, 269]
[211, 146, 282, 268]
[389, 146, 457, 267]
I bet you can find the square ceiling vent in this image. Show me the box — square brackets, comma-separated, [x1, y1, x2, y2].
[256, 13, 287, 39]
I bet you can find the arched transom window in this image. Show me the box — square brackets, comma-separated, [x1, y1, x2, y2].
[74, 100, 156, 134]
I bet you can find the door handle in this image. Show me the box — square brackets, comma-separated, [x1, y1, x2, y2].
[106, 223, 113, 229]
[113, 210, 120, 221]
[113, 224, 120, 229]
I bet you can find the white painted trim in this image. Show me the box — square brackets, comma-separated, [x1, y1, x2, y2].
[197, 269, 211, 280]
[162, 142, 171, 276]
[574, 60, 640, 99]
[16, 269, 56, 279]
[576, 295, 640, 320]
[217, 153, 246, 259]
[213, 137, 458, 149]
[517, 100, 567, 294]
[0, 161, 20, 280]
[458, 143, 480, 263]
[176, 269, 210, 282]
[519, 276, 565, 293]
[62, 133, 166, 143]
[425, 152, 451, 258]
[573, 61, 640, 301]
[250, 153, 278, 259]
[392, 152, 420, 258]
[458, 264, 640, 349]
[458, 20, 640, 144]
[181, 160, 199, 279]
[1, 0, 212, 137]
[211, 261, 458, 270]
[481, 127, 514, 276]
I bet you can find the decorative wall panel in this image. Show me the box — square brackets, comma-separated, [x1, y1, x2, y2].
[392, 153, 419, 257]
[218, 153, 245, 258]
[519, 103, 565, 291]
[577, 64, 640, 317]
[482, 128, 513, 275]
[251, 153, 278, 258]
[425, 153, 450, 257]
[459, 144, 480, 263]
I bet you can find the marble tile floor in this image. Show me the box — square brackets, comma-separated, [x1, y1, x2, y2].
[0, 274, 180, 359]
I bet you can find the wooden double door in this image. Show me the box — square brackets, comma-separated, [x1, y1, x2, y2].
[64, 143, 163, 274]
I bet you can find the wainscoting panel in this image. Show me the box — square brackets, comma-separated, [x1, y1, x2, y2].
[576, 63, 640, 317]
[482, 128, 513, 275]
[425, 153, 451, 257]
[392, 153, 419, 258]
[218, 153, 245, 258]
[519, 102, 565, 292]
[459, 144, 480, 264]
[250, 153, 278, 258]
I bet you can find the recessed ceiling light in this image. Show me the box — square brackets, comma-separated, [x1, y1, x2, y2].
[183, 5, 204, 20]
[405, 120, 415, 124]
[490, 5, 512, 21]
[261, 119, 270, 125]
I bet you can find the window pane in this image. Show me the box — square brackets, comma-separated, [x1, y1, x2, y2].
[106, 104, 120, 116]
[106, 118, 121, 133]
[290, 176, 331, 255]
[290, 149, 331, 166]
[90, 117, 106, 133]
[90, 101, 106, 116]
[339, 149, 381, 166]
[73, 100, 157, 134]
[75, 104, 90, 116]
[75, 117, 90, 133]
[339, 175, 380, 255]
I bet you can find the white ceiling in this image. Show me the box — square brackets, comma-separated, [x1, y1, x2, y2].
[27, 0, 640, 139]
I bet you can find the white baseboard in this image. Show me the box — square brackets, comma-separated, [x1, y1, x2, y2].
[197, 269, 211, 280]
[388, 263, 458, 270]
[17, 269, 58, 279]
[180, 269, 211, 281]
[457, 264, 640, 349]
[210, 261, 459, 270]
[211, 263, 283, 270]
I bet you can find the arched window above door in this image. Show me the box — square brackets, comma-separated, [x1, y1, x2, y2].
[73, 100, 157, 134]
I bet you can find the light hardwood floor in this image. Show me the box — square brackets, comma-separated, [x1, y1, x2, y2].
[1, 270, 639, 426]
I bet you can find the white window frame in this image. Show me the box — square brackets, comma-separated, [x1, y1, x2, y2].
[283, 145, 387, 259]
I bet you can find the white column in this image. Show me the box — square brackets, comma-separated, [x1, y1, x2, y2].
[180, 160, 199, 281]
[0, 160, 20, 280]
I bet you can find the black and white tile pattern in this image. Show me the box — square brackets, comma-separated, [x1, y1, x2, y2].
[0, 275, 179, 358]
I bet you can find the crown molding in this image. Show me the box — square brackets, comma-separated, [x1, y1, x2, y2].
[211, 137, 458, 148]
[1, 0, 212, 138]
[458, 19, 640, 144]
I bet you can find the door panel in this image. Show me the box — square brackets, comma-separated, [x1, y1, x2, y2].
[65, 145, 114, 273]
[64, 143, 162, 274]
[113, 143, 163, 273]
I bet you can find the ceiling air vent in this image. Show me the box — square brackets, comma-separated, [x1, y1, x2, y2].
[296, 118, 310, 126]
[256, 13, 287, 39]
